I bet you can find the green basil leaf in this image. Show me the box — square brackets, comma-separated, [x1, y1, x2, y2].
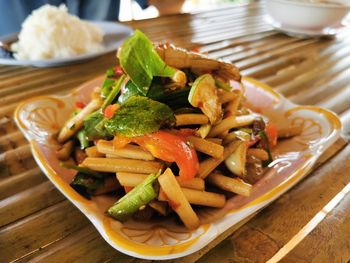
[117, 80, 143, 104]
[118, 30, 178, 95]
[83, 111, 113, 140]
[105, 96, 175, 137]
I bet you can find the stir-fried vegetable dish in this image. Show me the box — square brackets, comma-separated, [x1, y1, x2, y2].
[56, 30, 300, 229]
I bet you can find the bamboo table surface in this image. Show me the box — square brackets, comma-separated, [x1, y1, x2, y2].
[1, 2, 350, 263]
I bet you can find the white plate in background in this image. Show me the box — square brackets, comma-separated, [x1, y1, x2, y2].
[0, 21, 133, 67]
[265, 15, 348, 38]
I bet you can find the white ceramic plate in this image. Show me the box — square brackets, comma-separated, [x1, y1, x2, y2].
[265, 15, 347, 38]
[0, 21, 133, 67]
[14, 76, 341, 260]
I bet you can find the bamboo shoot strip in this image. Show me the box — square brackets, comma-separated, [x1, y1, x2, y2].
[159, 188, 225, 208]
[158, 169, 200, 229]
[208, 114, 256, 137]
[175, 114, 209, 126]
[96, 140, 154, 160]
[58, 98, 102, 143]
[188, 136, 224, 158]
[195, 124, 211, 138]
[224, 89, 242, 116]
[206, 172, 252, 196]
[198, 140, 241, 179]
[82, 157, 163, 174]
[85, 146, 105, 157]
[206, 138, 222, 144]
[175, 177, 205, 191]
[116, 172, 205, 190]
[116, 172, 148, 187]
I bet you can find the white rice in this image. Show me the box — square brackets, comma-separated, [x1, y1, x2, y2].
[12, 4, 104, 60]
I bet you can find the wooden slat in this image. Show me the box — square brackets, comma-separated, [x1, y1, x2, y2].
[280, 186, 350, 262]
[0, 181, 64, 227]
[263, 39, 350, 87]
[215, 36, 300, 62]
[273, 39, 350, 96]
[0, 145, 37, 178]
[0, 144, 31, 164]
[0, 167, 46, 200]
[240, 40, 326, 77]
[0, 67, 38, 81]
[0, 200, 90, 263]
[317, 83, 350, 114]
[199, 31, 277, 53]
[0, 116, 19, 135]
[0, 130, 26, 150]
[17, 226, 132, 263]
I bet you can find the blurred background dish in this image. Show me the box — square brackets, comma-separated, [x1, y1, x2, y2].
[11, 5, 105, 61]
[0, 21, 132, 67]
[265, 0, 350, 37]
